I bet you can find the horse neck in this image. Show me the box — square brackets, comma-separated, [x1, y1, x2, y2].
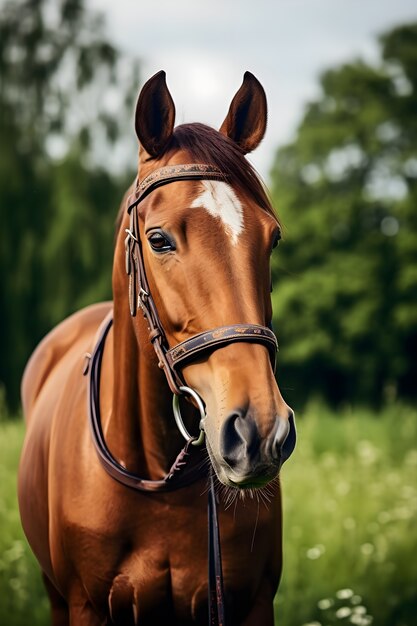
[102, 295, 185, 479]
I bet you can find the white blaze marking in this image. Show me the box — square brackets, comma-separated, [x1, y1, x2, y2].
[191, 180, 244, 245]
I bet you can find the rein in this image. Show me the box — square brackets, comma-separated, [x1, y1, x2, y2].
[85, 162, 280, 626]
[85, 312, 225, 624]
[86, 313, 204, 492]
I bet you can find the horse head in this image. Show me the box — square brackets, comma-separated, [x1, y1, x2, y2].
[115, 71, 296, 490]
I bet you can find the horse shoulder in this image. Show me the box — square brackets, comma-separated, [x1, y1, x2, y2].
[18, 302, 112, 582]
[21, 301, 112, 419]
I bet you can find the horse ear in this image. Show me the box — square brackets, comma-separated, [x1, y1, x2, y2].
[219, 71, 267, 154]
[135, 70, 175, 158]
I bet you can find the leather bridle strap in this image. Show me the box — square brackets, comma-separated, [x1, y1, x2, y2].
[167, 324, 278, 372]
[127, 163, 226, 211]
[85, 313, 205, 492]
[208, 470, 226, 626]
[125, 163, 279, 396]
[126, 201, 182, 394]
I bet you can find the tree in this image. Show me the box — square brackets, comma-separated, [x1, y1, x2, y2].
[0, 0, 139, 409]
[270, 23, 417, 409]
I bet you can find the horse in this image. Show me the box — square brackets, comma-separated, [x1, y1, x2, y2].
[18, 70, 296, 626]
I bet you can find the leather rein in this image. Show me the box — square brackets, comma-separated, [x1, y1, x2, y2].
[85, 163, 279, 626]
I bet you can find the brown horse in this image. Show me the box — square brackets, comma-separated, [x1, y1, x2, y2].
[18, 71, 296, 625]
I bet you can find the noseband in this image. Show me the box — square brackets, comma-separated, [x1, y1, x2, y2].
[124, 163, 278, 438]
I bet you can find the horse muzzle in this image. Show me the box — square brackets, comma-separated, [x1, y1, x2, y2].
[208, 409, 296, 489]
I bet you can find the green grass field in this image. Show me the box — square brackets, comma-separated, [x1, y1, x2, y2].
[1, 404, 416, 625]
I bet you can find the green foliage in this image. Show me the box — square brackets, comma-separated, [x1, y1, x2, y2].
[276, 403, 417, 625]
[1, 406, 416, 624]
[0, 0, 138, 408]
[270, 23, 417, 409]
[0, 418, 50, 624]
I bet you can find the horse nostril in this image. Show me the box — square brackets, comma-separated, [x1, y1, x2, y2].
[220, 409, 296, 472]
[270, 418, 290, 460]
[275, 411, 296, 463]
[220, 410, 258, 469]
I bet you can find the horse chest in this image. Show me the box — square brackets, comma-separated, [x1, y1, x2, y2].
[62, 489, 277, 624]
[62, 492, 210, 619]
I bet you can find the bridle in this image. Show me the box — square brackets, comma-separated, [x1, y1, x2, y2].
[85, 162, 279, 626]
[124, 163, 278, 442]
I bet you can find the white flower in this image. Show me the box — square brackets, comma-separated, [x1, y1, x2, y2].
[353, 606, 367, 616]
[318, 598, 333, 610]
[336, 606, 352, 619]
[307, 544, 325, 560]
[336, 588, 354, 599]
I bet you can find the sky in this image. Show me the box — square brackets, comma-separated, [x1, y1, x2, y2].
[89, 0, 417, 180]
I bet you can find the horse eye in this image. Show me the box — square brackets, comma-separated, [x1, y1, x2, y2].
[148, 231, 174, 253]
[271, 233, 281, 251]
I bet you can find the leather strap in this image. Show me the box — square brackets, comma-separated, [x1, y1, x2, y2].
[127, 163, 225, 212]
[128, 203, 183, 394]
[85, 313, 205, 493]
[208, 471, 226, 626]
[167, 324, 278, 372]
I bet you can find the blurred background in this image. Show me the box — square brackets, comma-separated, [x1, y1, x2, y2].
[0, 1, 416, 625]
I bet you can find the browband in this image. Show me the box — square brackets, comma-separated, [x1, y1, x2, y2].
[127, 163, 225, 213]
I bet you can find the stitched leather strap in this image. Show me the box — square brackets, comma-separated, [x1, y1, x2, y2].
[167, 325, 278, 371]
[127, 163, 225, 212]
[86, 313, 205, 493]
[126, 192, 183, 393]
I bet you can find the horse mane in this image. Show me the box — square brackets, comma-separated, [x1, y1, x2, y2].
[115, 122, 278, 238]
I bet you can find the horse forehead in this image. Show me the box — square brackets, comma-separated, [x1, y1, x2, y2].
[190, 180, 244, 245]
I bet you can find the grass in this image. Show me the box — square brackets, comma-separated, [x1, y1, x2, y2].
[0, 403, 416, 625]
[276, 402, 417, 626]
[0, 417, 49, 625]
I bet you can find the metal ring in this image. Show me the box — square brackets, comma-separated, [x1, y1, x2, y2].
[172, 386, 206, 446]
